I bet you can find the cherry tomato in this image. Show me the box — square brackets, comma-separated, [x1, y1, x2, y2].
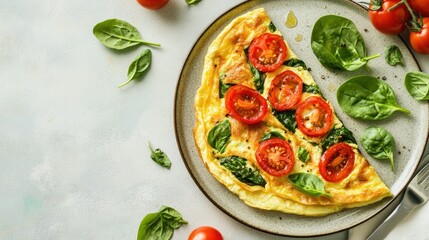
[136, 0, 169, 10]
[255, 138, 295, 177]
[248, 33, 288, 72]
[295, 96, 333, 137]
[225, 85, 268, 125]
[268, 70, 303, 111]
[368, 0, 411, 35]
[410, 18, 429, 54]
[188, 226, 223, 240]
[409, 0, 429, 17]
[319, 142, 355, 182]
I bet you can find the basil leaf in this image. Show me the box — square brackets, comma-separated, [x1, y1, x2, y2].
[385, 45, 404, 66]
[149, 142, 172, 169]
[208, 119, 231, 153]
[404, 71, 429, 100]
[273, 110, 297, 132]
[360, 127, 395, 171]
[284, 58, 307, 70]
[185, 0, 202, 5]
[321, 126, 357, 151]
[137, 206, 187, 240]
[298, 147, 310, 163]
[219, 74, 235, 98]
[268, 21, 277, 32]
[260, 131, 285, 142]
[118, 49, 151, 88]
[311, 15, 380, 71]
[220, 156, 266, 187]
[337, 75, 410, 120]
[303, 84, 321, 94]
[93, 19, 160, 50]
[288, 173, 332, 197]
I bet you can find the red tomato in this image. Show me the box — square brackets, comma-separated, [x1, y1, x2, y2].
[268, 70, 303, 111]
[248, 33, 288, 72]
[136, 0, 169, 10]
[409, 0, 429, 17]
[319, 143, 355, 182]
[255, 138, 295, 177]
[410, 18, 429, 54]
[295, 96, 333, 137]
[368, 0, 411, 35]
[225, 85, 268, 125]
[188, 226, 223, 240]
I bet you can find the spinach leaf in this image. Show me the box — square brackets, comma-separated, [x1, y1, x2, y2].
[273, 110, 297, 132]
[185, 0, 202, 5]
[149, 142, 172, 169]
[297, 147, 310, 163]
[385, 45, 404, 66]
[284, 58, 307, 70]
[360, 127, 395, 171]
[311, 15, 380, 71]
[337, 75, 410, 120]
[268, 21, 277, 32]
[220, 156, 266, 187]
[288, 173, 332, 197]
[404, 71, 429, 100]
[260, 131, 285, 142]
[321, 126, 357, 151]
[244, 48, 266, 93]
[137, 206, 187, 240]
[219, 74, 235, 98]
[118, 49, 152, 88]
[303, 84, 321, 94]
[208, 119, 231, 153]
[93, 19, 160, 50]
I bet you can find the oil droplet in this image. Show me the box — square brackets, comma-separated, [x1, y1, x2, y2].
[285, 11, 298, 28]
[295, 34, 303, 42]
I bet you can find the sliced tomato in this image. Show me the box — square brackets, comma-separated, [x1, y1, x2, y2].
[255, 138, 295, 176]
[268, 70, 303, 111]
[248, 33, 288, 72]
[225, 85, 268, 125]
[319, 142, 355, 182]
[296, 96, 333, 137]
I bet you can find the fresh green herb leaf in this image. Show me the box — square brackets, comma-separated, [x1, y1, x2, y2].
[288, 172, 332, 197]
[404, 71, 429, 100]
[137, 206, 187, 240]
[118, 49, 151, 88]
[260, 131, 285, 142]
[321, 126, 357, 151]
[298, 147, 310, 163]
[273, 110, 297, 132]
[93, 19, 160, 50]
[268, 21, 277, 32]
[284, 58, 307, 70]
[220, 156, 266, 187]
[337, 75, 410, 120]
[360, 127, 395, 171]
[148, 142, 171, 169]
[303, 84, 321, 94]
[219, 74, 235, 98]
[385, 45, 404, 66]
[185, 0, 202, 5]
[311, 15, 380, 71]
[208, 119, 231, 153]
[245, 48, 266, 94]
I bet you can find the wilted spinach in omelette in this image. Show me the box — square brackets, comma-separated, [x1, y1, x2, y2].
[193, 8, 392, 216]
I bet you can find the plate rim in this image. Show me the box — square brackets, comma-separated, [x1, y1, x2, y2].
[173, 0, 428, 237]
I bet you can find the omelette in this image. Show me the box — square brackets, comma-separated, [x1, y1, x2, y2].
[193, 8, 391, 216]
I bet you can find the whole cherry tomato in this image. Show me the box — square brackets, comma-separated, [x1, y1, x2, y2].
[368, 0, 411, 35]
[409, 0, 429, 17]
[136, 0, 169, 10]
[188, 226, 224, 240]
[410, 17, 429, 54]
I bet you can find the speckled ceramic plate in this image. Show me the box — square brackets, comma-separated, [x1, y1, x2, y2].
[174, 0, 429, 237]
